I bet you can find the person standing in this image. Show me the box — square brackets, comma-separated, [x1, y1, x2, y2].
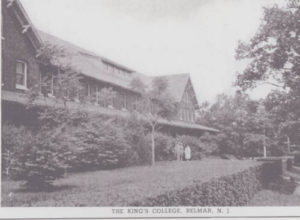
[175, 141, 184, 161]
[184, 145, 191, 161]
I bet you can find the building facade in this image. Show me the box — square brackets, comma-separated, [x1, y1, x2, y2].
[1, 0, 218, 135]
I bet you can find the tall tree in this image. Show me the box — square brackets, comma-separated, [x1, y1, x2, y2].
[235, 1, 300, 151]
[130, 77, 178, 165]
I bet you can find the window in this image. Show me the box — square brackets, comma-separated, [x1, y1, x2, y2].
[16, 60, 27, 90]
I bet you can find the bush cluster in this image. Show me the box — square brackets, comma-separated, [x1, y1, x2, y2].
[130, 161, 281, 206]
[2, 125, 66, 190]
[154, 133, 176, 161]
[2, 107, 220, 189]
[65, 120, 132, 171]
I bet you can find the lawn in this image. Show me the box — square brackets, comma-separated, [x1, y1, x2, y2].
[2, 158, 258, 207]
[248, 189, 300, 206]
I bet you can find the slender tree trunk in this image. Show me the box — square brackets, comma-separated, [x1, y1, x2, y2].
[151, 124, 155, 166]
[287, 136, 291, 154]
[263, 128, 267, 158]
[6, 151, 11, 176]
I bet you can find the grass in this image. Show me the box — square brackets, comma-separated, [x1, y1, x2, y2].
[2, 158, 258, 207]
[248, 189, 300, 206]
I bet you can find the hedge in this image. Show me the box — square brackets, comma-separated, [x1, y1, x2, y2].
[130, 161, 281, 206]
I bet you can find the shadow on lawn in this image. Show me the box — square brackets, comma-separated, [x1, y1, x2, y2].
[14, 184, 77, 193]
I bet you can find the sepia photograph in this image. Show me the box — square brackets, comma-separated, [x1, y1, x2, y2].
[1, 0, 300, 213]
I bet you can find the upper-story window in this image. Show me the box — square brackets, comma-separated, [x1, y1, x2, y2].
[16, 60, 27, 90]
[103, 61, 131, 77]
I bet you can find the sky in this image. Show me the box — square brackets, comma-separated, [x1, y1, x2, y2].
[20, 0, 287, 103]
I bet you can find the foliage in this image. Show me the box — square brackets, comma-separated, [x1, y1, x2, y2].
[112, 115, 152, 165]
[97, 87, 117, 107]
[198, 92, 276, 157]
[199, 132, 219, 155]
[2, 124, 66, 190]
[131, 165, 263, 206]
[154, 132, 176, 161]
[235, 2, 300, 153]
[130, 77, 147, 93]
[30, 43, 86, 108]
[131, 161, 282, 206]
[130, 77, 178, 165]
[2, 125, 33, 176]
[64, 117, 132, 171]
[235, 4, 300, 92]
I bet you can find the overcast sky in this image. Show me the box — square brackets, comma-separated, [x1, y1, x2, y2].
[21, 0, 286, 103]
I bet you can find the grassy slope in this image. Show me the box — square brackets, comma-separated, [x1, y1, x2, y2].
[2, 159, 258, 207]
[248, 190, 300, 206]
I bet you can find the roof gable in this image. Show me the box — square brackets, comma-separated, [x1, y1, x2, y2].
[159, 74, 190, 102]
[6, 0, 42, 51]
[183, 78, 200, 109]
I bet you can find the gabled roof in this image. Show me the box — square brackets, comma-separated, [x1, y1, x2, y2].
[37, 31, 196, 105]
[6, 0, 42, 51]
[159, 73, 190, 103]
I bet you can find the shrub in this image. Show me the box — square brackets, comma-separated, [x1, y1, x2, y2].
[213, 133, 240, 156]
[199, 132, 219, 155]
[120, 116, 150, 165]
[2, 124, 32, 177]
[68, 119, 131, 171]
[130, 161, 282, 206]
[154, 132, 176, 161]
[7, 130, 66, 190]
[134, 134, 152, 165]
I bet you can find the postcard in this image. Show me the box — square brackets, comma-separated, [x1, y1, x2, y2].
[1, 0, 300, 219]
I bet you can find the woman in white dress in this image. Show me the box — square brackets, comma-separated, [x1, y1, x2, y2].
[184, 145, 191, 161]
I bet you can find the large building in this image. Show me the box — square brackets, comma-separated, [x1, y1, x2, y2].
[1, 0, 218, 136]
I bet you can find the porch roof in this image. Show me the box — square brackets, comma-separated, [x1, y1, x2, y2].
[2, 90, 219, 133]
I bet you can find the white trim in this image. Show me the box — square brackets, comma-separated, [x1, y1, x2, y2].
[15, 60, 27, 90]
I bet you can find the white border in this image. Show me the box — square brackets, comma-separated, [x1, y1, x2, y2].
[0, 207, 299, 219]
[1, 1, 300, 219]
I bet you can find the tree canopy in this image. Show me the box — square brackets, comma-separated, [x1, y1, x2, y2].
[233, 1, 300, 152]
